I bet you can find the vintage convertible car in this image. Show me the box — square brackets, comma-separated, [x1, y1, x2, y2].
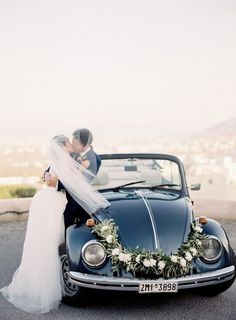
[59, 153, 236, 305]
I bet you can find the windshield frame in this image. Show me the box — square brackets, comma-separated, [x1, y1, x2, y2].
[97, 153, 189, 197]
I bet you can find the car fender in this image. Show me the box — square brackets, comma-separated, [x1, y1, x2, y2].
[199, 218, 233, 267]
[65, 223, 113, 275]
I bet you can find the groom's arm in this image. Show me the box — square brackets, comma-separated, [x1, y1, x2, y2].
[57, 180, 65, 191]
[95, 153, 102, 173]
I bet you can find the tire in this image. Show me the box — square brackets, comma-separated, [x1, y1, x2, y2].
[59, 244, 87, 306]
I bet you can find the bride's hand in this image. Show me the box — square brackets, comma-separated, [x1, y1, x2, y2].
[81, 159, 90, 169]
[48, 176, 58, 187]
[44, 172, 58, 187]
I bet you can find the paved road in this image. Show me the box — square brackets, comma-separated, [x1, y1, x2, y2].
[0, 220, 235, 320]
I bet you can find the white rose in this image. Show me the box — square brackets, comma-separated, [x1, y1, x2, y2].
[106, 235, 113, 244]
[111, 248, 120, 256]
[185, 252, 193, 261]
[195, 226, 203, 233]
[118, 253, 125, 261]
[150, 258, 157, 267]
[180, 258, 186, 267]
[143, 259, 151, 267]
[158, 260, 166, 270]
[101, 225, 110, 232]
[136, 255, 141, 263]
[190, 248, 197, 256]
[171, 255, 178, 263]
[123, 254, 131, 263]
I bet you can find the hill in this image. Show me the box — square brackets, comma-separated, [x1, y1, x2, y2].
[203, 116, 236, 137]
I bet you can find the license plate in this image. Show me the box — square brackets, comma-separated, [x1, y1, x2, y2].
[139, 281, 178, 293]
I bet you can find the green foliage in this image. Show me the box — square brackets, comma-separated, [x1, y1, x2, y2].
[92, 219, 208, 279]
[0, 185, 37, 199]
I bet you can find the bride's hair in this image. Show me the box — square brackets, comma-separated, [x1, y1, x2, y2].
[53, 135, 68, 146]
[72, 128, 93, 146]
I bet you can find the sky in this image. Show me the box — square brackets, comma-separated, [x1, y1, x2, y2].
[0, 0, 236, 143]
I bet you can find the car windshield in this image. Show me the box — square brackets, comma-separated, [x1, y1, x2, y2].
[92, 158, 182, 191]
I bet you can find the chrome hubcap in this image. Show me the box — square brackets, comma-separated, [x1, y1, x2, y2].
[60, 254, 79, 296]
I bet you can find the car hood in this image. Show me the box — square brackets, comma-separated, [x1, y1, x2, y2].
[100, 190, 193, 255]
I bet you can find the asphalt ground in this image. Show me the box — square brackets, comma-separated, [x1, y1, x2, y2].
[0, 220, 235, 320]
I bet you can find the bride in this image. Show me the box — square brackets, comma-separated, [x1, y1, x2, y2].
[0, 135, 110, 314]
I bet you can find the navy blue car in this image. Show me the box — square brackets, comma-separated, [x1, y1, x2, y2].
[59, 154, 236, 305]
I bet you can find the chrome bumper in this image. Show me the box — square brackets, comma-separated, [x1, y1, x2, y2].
[69, 266, 235, 291]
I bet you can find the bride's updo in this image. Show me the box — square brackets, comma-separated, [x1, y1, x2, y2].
[53, 135, 69, 146]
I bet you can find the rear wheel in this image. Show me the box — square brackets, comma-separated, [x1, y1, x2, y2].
[60, 246, 87, 306]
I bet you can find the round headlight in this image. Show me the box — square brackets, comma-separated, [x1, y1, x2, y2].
[201, 236, 223, 262]
[82, 241, 107, 267]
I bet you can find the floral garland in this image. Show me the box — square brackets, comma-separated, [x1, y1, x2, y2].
[91, 219, 208, 279]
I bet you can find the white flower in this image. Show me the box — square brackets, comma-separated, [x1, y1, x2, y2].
[185, 252, 193, 261]
[195, 226, 203, 233]
[190, 247, 198, 256]
[123, 253, 131, 263]
[143, 259, 151, 267]
[118, 253, 125, 261]
[101, 225, 110, 232]
[150, 258, 157, 267]
[171, 255, 178, 263]
[136, 255, 141, 263]
[180, 258, 187, 268]
[158, 260, 166, 270]
[111, 248, 120, 256]
[197, 240, 202, 246]
[106, 235, 113, 243]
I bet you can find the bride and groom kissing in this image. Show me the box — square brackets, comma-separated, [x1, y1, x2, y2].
[0, 128, 110, 314]
[44, 128, 102, 230]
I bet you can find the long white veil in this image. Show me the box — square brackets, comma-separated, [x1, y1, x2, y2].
[49, 139, 110, 215]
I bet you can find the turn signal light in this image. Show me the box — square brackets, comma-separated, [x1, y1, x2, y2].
[86, 218, 95, 227]
[199, 216, 208, 224]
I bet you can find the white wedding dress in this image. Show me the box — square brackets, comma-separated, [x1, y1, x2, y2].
[0, 186, 68, 314]
[0, 139, 110, 314]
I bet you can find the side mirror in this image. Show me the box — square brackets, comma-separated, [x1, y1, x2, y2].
[190, 183, 201, 191]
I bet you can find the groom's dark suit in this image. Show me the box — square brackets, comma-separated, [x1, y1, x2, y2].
[44, 148, 101, 230]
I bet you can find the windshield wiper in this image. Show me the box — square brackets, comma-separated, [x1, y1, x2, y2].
[149, 183, 181, 190]
[112, 180, 146, 191]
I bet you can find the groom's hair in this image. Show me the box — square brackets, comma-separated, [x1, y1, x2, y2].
[73, 128, 93, 146]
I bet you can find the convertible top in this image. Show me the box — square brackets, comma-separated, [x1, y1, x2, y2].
[98, 153, 181, 163]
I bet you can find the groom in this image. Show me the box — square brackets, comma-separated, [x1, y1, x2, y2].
[44, 128, 101, 230]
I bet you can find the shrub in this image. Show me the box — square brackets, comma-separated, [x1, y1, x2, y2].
[0, 185, 37, 199]
[10, 186, 36, 198]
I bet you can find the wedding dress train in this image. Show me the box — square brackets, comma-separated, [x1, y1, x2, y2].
[0, 187, 67, 314]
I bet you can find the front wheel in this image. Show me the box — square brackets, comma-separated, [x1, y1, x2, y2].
[60, 253, 87, 306]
